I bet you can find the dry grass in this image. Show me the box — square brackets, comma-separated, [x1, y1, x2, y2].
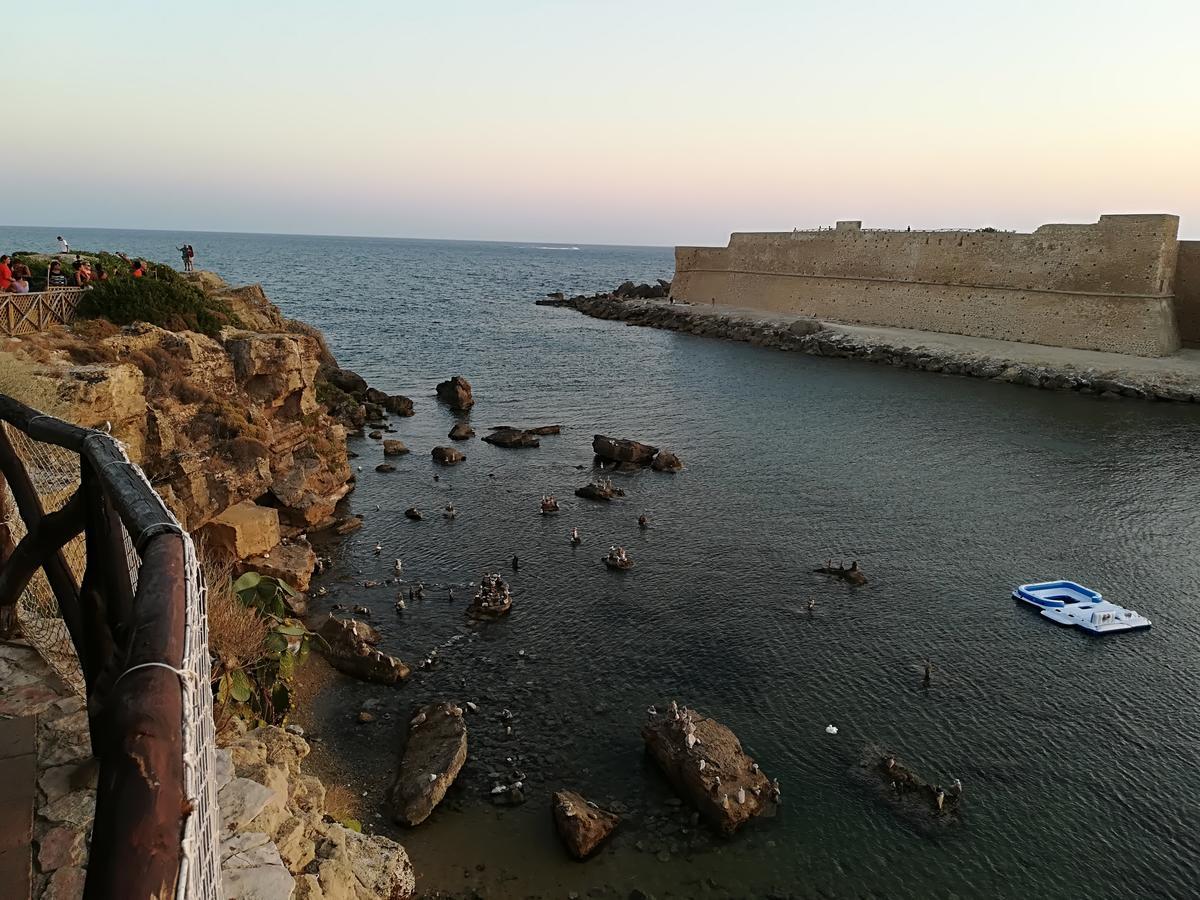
[323, 782, 363, 824]
[201, 544, 268, 675]
[0, 352, 66, 414]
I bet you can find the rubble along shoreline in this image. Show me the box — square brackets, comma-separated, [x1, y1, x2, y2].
[537, 292, 1200, 403]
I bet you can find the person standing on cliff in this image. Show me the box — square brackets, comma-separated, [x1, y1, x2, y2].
[56, 235, 70, 253]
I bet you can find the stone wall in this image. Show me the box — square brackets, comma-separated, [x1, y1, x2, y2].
[673, 215, 1184, 357]
[1175, 240, 1200, 347]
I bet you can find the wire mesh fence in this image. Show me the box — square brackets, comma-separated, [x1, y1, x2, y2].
[0, 416, 220, 900]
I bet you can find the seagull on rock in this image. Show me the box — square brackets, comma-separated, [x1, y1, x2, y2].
[736, 787, 746, 805]
[373, 543, 383, 555]
[393, 559, 403, 575]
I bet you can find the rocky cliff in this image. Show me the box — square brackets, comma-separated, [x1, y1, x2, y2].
[1, 273, 360, 578]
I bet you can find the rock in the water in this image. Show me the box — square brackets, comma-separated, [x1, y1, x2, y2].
[641, 706, 775, 835]
[448, 423, 476, 441]
[481, 427, 540, 449]
[431, 446, 465, 466]
[383, 439, 410, 457]
[526, 424, 561, 435]
[552, 790, 619, 860]
[365, 387, 415, 417]
[368, 430, 383, 440]
[404, 507, 423, 521]
[651, 450, 683, 472]
[813, 563, 868, 585]
[435, 376, 474, 411]
[323, 366, 368, 397]
[389, 702, 468, 826]
[854, 745, 963, 831]
[376, 463, 396, 473]
[333, 516, 363, 536]
[575, 482, 625, 502]
[593, 435, 658, 466]
[316, 616, 409, 684]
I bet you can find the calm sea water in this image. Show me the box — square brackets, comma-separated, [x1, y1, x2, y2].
[4, 225, 1200, 899]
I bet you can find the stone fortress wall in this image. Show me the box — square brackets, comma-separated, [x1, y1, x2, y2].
[673, 215, 1196, 356]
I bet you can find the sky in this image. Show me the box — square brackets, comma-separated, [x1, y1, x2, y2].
[7, 0, 1200, 245]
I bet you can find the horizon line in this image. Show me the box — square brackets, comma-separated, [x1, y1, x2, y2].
[0, 221, 673, 251]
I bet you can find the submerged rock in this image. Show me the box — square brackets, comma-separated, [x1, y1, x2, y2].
[435, 376, 474, 411]
[389, 702, 468, 826]
[375, 463, 396, 473]
[481, 427, 540, 449]
[552, 790, 619, 860]
[431, 446, 465, 466]
[813, 562, 867, 586]
[593, 435, 658, 466]
[641, 705, 776, 836]
[316, 616, 409, 684]
[853, 745, 963, 832]
[448, 422, 475, 441]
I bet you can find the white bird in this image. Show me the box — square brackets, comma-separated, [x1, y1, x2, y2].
[465, 701, 478, 713]
[686, 733, 697, 749]
[395, 599, 406, 610]
[357, 466, 363, 472]
[698, 759, 706, 771]
[736, 787, 746, 804]
[646, 705, 658, 717]
[825, 724, 838, 735]
[721, 794, 729, 808]
[428, 773, 439, 783]
[373, 543, 382, 555]
[491, 784, 506, 795]
[751, 763, 759, 774]
[394, 559, 403, 574]
[410, 712, 427, 728]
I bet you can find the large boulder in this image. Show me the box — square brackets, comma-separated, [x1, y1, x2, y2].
[389, 702, 468, 826]
[641, 705, 777, 836]
[481, 427, 539, 449]
[239, 538, 317, 594]
[431, 446, 465, 466]
[323, 366, 368, 397]
[651, 450, 683, 472]
[551, 790, 619, 860]
[316, 616, 409, 684]
[383, 439, 409, 457]
[448, 423, 475, 441]
[204, 501, 281, 560]
[364, 387, 414, 417]
[435, 376, 474, 411]
[592, 435, 658, 466]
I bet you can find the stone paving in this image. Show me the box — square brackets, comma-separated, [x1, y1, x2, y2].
[0, 640, 93, 900]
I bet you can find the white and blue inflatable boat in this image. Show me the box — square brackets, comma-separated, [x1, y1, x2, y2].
[1012, 580, 1151, 634]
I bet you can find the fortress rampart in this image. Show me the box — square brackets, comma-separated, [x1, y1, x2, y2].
[672, 215, 1192, 356]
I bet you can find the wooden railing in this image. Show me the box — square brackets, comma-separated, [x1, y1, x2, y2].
[0, 395, 195, 898]
[0, 288, 85, 335]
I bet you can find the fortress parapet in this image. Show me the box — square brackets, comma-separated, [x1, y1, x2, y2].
[673, 214, 1197, 356]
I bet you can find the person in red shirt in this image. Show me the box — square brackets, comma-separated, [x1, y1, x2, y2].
[0, 255, 12, 291]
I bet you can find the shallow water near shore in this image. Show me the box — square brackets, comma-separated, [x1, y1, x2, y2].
[5, 226, 1200, 898]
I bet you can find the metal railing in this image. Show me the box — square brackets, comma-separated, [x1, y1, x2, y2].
[0, 395, 218, 899]
[0, 287, 85, 335]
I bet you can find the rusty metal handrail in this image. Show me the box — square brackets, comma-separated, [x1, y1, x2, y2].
[0, 394, 191, 899]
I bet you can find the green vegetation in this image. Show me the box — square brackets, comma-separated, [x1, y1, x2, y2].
[208, 569, 323, 729]
[10, 249, 242, 337]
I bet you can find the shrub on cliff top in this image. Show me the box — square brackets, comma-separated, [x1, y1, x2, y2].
[76, 275, 242, 337]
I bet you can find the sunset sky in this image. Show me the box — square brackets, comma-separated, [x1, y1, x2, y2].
[10, 0, 1199, 245]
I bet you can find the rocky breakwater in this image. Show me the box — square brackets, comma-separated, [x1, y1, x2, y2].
[551, 790, 620, 860]
[219, 724, 415, 898]
[538, 288, 1200, 403]
[641, 703, 779, 836]
[317, 615, 411, 684]
[388, 702, 469, 826]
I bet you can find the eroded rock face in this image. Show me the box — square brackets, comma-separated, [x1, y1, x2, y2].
[481, 427, 540, 448]
[204, 501, 281, 560]
[448, 423, 475, 441]
[435, 376, 474, 410]
[431, 446, 465, 466]
[389, 702, 468, 826]
[593, 435, 658, 466]
[316, 616, 410, 684]
[551, 790, 619, 860]
[641, 705, 776, 835]
[240, 538, 317, 594]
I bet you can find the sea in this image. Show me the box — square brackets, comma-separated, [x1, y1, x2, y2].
[3, 225, 1200, 899]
